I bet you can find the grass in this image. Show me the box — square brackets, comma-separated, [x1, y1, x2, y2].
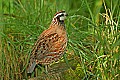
[0, 0, 120, 80]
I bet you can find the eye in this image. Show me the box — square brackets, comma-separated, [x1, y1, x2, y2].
[60, 14, 64, 17]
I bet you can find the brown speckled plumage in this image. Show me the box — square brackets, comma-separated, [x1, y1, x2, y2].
[27, 10, 68, 73]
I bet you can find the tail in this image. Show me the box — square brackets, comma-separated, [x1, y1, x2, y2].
[27, 60, 36, 73]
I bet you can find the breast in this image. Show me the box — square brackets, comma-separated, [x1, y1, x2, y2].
[35, 26, 67, 65]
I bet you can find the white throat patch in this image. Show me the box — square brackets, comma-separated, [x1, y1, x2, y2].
[60, 16, 66, 21]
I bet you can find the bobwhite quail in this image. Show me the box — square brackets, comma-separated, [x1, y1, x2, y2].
[27, 10, 68, 73]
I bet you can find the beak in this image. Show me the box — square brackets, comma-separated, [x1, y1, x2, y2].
[65, 13, 68, 16]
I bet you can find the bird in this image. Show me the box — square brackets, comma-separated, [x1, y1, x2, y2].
[27, 10, 68, 73]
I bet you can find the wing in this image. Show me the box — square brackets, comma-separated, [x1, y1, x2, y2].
[27, 28, 54, 73]
[34, 33, 59, 59]
[30, 25, 67, 65]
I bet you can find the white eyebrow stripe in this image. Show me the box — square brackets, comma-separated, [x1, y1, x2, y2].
[54, 13, 64, 18]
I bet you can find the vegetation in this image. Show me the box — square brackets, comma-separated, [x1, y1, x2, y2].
[0, 0, 120, 80]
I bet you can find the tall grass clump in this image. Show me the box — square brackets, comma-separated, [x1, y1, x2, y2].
[0, 0, 120, 80]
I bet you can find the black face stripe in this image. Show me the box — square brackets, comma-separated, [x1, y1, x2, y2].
[56, 13, 65, 21]
[55, 13, 65, 18]
[59, 14, 64, 17]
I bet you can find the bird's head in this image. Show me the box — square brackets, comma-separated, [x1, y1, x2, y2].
[52, 10, 68, 24]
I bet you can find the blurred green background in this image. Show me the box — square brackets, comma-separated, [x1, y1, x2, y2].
[0, 0, 120, 80]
